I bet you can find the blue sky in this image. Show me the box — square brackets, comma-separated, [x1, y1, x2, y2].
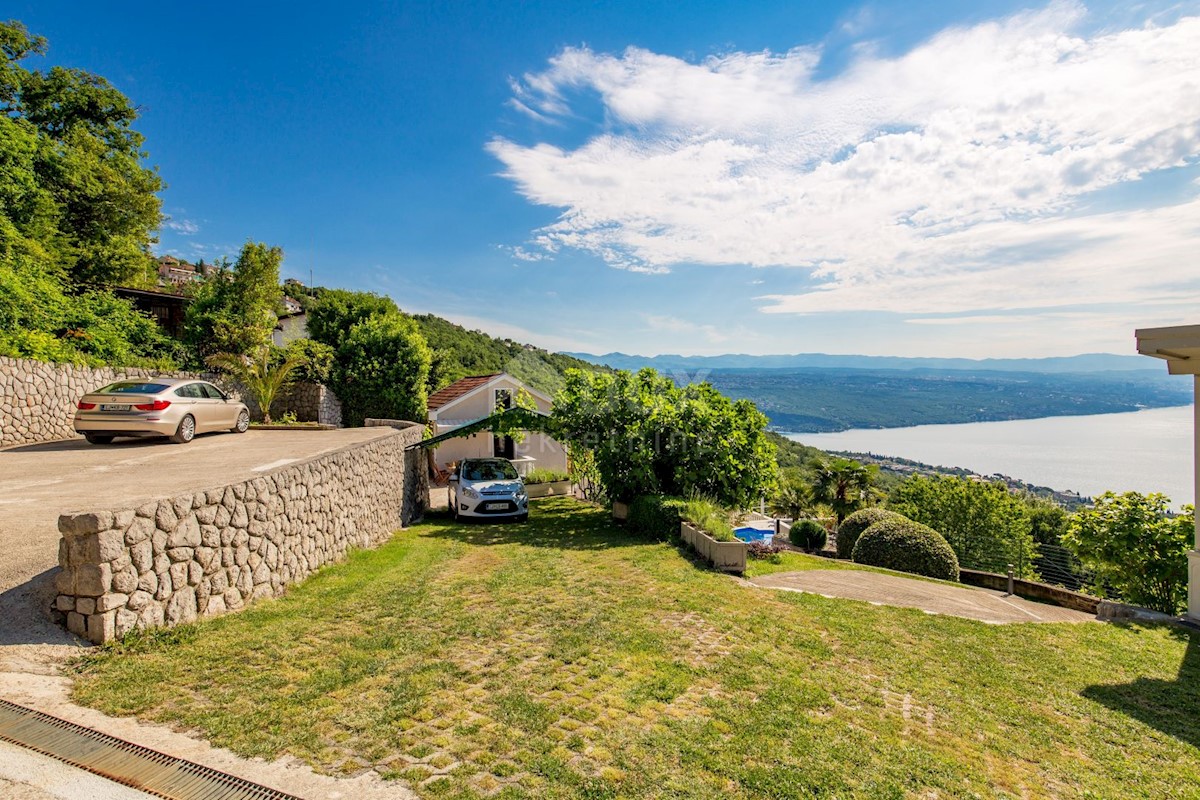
[12, 1, 1200, 358]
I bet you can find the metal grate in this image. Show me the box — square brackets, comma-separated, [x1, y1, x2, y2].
[0, 699, 303, 800]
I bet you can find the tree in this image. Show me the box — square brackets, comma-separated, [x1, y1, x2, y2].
[810, 457, 876, 523]
[183, 242, 283, 362]
[1062, 491, 1193, 614]
[206, 347, 302, 425]
[551, 368, 777, 508]
[890, 475, 1038, 577]
[770, 479, 815, 521]
[0, 20, 162, 286]
[331, 313, 432, 426]
[306, 289, 398, 348]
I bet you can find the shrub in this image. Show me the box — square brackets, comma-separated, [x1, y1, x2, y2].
[747, 541, 785, 561]
[627, 495, 688, 541]
[836, 508, 905, 559]
[524, 468, 570, 485]
[789, 519, 828, 553]
[330, 313, 431, 426]
[283, 338, 334, 383]
[681, 496, 736, 542]
[852, 518, 960, 581]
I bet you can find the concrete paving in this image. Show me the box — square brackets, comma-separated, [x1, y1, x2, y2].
[0, 428, 395, 676]
[0, 740, 153, 800]
[750, 570, 1097, 624]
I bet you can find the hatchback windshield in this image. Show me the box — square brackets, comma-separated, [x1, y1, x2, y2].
[462, 460, 519, 481]
[100, 382, 170, 394]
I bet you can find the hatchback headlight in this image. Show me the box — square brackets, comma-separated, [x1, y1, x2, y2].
[462, 487, 480, 499]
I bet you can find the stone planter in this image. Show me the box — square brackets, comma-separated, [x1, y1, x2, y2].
[612, 501, 629, 522]
[680, 521, 747, 574]
[525, 480, 574, 499]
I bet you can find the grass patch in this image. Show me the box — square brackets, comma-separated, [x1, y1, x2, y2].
[71, 497, 1200, 798]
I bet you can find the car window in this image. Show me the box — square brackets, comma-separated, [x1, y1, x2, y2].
[100, 382, 169, 394]
[463, 460, 519, 481]
[174, 384, 202, 398]
[199, 383, 226, 399]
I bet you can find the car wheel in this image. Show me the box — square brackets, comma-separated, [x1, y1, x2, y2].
[170, 414, 196, 444]
[232, 409, 250, 433]
[84, 433, 114, 445]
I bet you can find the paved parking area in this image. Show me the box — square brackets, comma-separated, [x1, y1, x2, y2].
[0, 428, 394, 595]
[750, 570, 1097, 624]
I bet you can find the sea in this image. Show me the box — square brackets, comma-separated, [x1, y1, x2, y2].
[787, 405, 1195, 507]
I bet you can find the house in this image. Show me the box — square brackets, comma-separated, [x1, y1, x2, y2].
[110, 286, 190, 338]
[156, 255, 217, 287]
[426, 373, 568, 477]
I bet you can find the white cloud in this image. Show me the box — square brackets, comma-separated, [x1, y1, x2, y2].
[164, 218, 199, 235]
[645, 314, 731, 345]
[489, 2, 1200, 329]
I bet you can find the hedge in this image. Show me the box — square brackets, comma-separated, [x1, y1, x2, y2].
[836, 507, 906, 559]
[852, 517, 960, 581]
[627, 495, 688, 541]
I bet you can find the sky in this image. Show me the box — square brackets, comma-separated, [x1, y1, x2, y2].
[12, 1, 1200, 358]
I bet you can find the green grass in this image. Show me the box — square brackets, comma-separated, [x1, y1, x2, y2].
[72, 498, 1200, 798]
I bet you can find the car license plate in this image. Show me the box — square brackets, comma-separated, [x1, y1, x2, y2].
[485, 502, 508, 510]
[100, 404, 130, 411]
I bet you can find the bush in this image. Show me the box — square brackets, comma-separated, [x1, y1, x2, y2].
[283, 338, 334, 383]
[627, 495, 687, 541]
[747, 541, 785, 561]
[852, 518, 960, 581]
[330, 313, 431, 426]
[836, 508, 904, 559]
[681, 496, 736, 542]
[789, 519, 828, 553]
[524, 468, 570, 485]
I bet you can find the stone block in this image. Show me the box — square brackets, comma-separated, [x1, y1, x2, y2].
[130, 539, 153, 573]
[127, 590, 153, 611]
[54, 568, 75, 595]
[196, 505, 218, 525]
[167, 547, 194, 563]
[58, 511, 113, 537]
[124, 516, 155, 545]
[114, 509, 135, 529]
[97, 529, 125, 562]
[188, 561, 203, 586]
[204, 594, 226, 617]
[169, 562, 188, 591]
[137, 570, 158, 595]
[55, 595, 75, 612]
[87, 610, 116, 643]
[67, 612, 87, 637]
[115, 609, 138, 638]
[75, 563, 111, 596]
[68, 534, 101, 566]
[112, 566, 138, 594]
[168, 514, 201, 548]
[165, 588, 197, 625]
[96, 592, 128, 613]
[155, 501, 178, 533]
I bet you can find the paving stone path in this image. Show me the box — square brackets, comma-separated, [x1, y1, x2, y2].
[749, 570, 1097, 624]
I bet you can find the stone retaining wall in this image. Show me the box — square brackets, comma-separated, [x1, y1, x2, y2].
[54, 420, 427, 643]
[237, 381, 343, 427]
[0, 356, 198, 448]
[959, 568, 1100, 614]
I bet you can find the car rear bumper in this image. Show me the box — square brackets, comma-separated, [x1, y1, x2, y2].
[73, 416, 178, 436]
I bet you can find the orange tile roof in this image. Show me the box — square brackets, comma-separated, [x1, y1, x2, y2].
[427, 374, 501, 411]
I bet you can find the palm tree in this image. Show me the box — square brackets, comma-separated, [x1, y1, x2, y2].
[770, 480, 814, 521]
[810, 457, 876, 523]
[206, 347, 302, 424]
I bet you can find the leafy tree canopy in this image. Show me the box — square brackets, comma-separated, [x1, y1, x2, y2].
[331, 313, 432, 426]
[183, 242, 283, 362]
[551, 368, 778, 508]
[890, 474, 1039, 577]
[306, 289, 398, 348]
[1063, 491, 1193, 614]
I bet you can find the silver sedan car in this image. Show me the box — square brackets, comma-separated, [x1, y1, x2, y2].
[73, 377, 250, 444]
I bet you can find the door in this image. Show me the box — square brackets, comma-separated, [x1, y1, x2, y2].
[493, 435, 515, 460]
[200, 382, 238, 427]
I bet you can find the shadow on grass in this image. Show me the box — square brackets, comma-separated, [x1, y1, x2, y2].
[421, 498, 652, 551]
[1081, 623, 1200, 750]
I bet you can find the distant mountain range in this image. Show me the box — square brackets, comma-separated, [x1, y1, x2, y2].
[564, 351, 1160, 374]
[560, 351, 1186, 432]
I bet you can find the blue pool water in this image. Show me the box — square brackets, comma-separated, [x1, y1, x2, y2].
[733, 527, 774, 545]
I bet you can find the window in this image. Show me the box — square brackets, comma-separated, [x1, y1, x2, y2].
[495, 388, 513, 411]
[199, 383, 226, 399]
[174, 384, 203, 398]
[101, 382, 169, 394]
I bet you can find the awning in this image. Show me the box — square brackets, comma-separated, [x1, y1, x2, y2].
[408, 407, 553, 450]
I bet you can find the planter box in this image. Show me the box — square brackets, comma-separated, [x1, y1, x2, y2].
[525, 480, 574, 499]
[680, 522, 747, 574]
[612, 501, 629, 522]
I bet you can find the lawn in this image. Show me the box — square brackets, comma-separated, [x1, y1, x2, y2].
[72, 497, 1200, 799]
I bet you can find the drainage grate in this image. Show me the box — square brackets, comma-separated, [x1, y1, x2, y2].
[0, 699, 303, 800]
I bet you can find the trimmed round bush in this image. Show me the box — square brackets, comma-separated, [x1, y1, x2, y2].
[789, 519, 828, 553]
[852, 518, 960, 581]
[836, 507, 905, 559]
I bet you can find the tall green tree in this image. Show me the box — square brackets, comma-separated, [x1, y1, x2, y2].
[331, 314, 432, 426]
[306, 289, 398, 347]
[551, 368, 777, 508]
[1063, 491, 1193, 614]
[890, 474, 1039, 577]
[0, 20, 162, 286]
[810, 457, 876, 523]
[183, 242, 283, 361]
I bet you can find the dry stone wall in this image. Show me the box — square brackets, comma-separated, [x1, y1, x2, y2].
[239, 381, 342, 427]
[54, 421, 427, 643]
